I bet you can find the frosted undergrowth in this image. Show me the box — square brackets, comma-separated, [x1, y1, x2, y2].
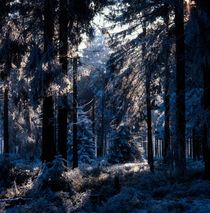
[0, 156, 210, 213]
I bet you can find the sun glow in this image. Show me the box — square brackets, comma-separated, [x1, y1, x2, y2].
[184, 0, 191, 14]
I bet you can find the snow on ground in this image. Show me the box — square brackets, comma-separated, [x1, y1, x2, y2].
[0, 156, 210, 213]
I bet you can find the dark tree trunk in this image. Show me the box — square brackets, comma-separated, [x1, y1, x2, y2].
[58, 0, 68, 161]
[163, 9, 170, 162]
[58, 106, 67, 159]
[155, 137, 158, 158]
[92, 98, 96, 157]
[203, 124, 210, 179]
[97, 93, 104, 157]
[190, 136, 193, 159]
[164, 83, 170, 160]
[92, 98, 95, 141]
[203, 59, 210, 179]
[194, 0, 210, 179]
[104, 133, 107, 156]
[4, 86, 9, 154]
[192, 128, 197, 161]
[194, 0, 210, 15]
[142, 14, 154, 172]
[197, 138, 200, 161]
[42, 0, 55, 163]
[101, 95, 105, 156]
[42, 96, 56, 162]
[3, 34, 12, 155]
[174, 0, 186, 176]
[73, 57, 78, 168]
[146, 69, 154, 172]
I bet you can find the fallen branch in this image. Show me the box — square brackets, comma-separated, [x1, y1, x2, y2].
[0, 197, 32, 206]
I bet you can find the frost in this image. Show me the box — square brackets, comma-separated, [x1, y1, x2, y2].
[0, 157, 210, 213]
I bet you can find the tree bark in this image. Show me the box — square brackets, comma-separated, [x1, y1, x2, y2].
[42, 0, 56, 163]
[203, 59, 210, 179]
[73, 57, 78, 168]
[92, 98, 95, 144]
[142, 14, 154, 172]
[58, 0, 68, 161]
[155, 137, 158, 158]
[4, 86, 9, 154]
[192, 128, 197, 161]
[97, 92, 105, 157]
[194, 0, 210, 179]
[42, 96, 55, 162]
[3, 33, 11, 155]
[174, 0, 186, 176]
[163, 7, 170, 162]
[146, 69, 154, 172]
[190, 136, 193, 159]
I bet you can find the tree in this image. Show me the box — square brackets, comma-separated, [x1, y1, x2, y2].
[195, 0, 210, 180]
[1, 0, 43, 157]
[163, 4, 171, 162]
[42, 0, 56, 163]
[78, 31, 112, 158]
[203, 59, 210, 179]
[70, 106, 95, 164]
[72, 56, 78, 168]
[104, 0, 178, 170]
[108, 124, 135, 163]
[0, 2, 10, 155]
[3, 36, 10, 154]
[174, 0, 186, 176]
[70, 0, 109, 168]
[96, 69, 107, 158]
[143, 20, 154, 172]
[58, 0, 69, 161]
[200, 12, 210, 178]
[0, 2, 15, 155]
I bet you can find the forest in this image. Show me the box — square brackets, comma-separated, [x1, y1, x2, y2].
[0, 0, 209, 212]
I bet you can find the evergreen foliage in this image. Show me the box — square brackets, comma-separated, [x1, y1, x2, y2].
[108, 125, 136, 163]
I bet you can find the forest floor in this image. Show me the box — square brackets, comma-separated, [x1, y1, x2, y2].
[0, 155, 210, 213]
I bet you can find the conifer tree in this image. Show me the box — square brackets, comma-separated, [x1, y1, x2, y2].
[58, 0, 69, 161]
[42, 0, 56, 163]
[174, 0, 186, 176]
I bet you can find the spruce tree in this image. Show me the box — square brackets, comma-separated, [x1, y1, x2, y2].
[42, 0, 56, 163]
[174, 0, 186, 176]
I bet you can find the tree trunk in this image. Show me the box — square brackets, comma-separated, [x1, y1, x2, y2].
[73, 57, 78, 168]
[194, 0, 210, 179]
[42, 96, 56, 162]
[155, 137, 158, 158]
[192, 128, 197, 161]
[104, 133, 107, 156]
[3, 29, 11, 155]
[58, 0, 68, 161]
[174, 0, 186, 176]
[146, 69, 154, 172]
[203, 59, 210, 179]
[197, 138, 200, 161]
[203, 124, 210, 179]
[97, 93, 104, 157]
[4, 86, 9, 154]
[42, 0, 55, 163]
[194, 0, 210, 15]
[92, 98, 95, 145]
[141, 14, 154, 172]
[163, 8, 170, 162]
